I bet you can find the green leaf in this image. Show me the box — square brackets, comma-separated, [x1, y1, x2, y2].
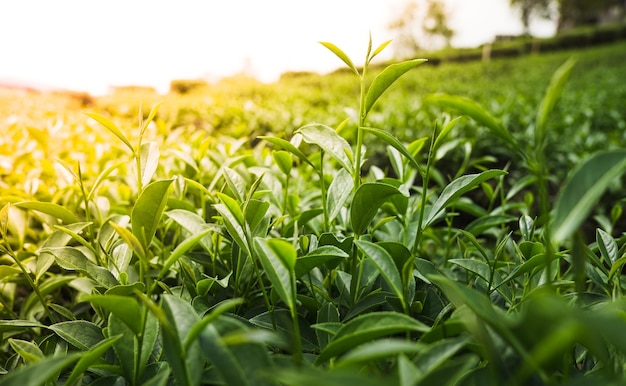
[326, 168, 353, 222]
[369, 39, 392, 63]
[43, 247, 118, 288]
[320, 41, 359, 76]
[49, 320, 104, 351]
[258, 136, 316, 169]
[139, 141, 160, 187]
[335, 338, 425, 368]
[351, 182, 409, 235]
[273, 150, 293, 175]
[109, 221, 146, 261]
[316, 303, 340, 350]
[551, 150, 626, 244]
[433, 116, 463, 152]
[85, 112, 134, 152]
[535, 58, 576, 149]
[223, 167, 246, 203]
[165, 209, 214, 251]
[8, 339, 44, 363]
[362, 127, 423, 174]
[424, 170, 507, 228]
[160, 294, 204, 386]
[108, 313, 136, 382]
[364, 59, 427, 118]
[159, 228, 213, 277]
[14, 201, 78, 224]
[253, 238, 296, 310]
[199, 324, 250, 386]
[245, 199, 270, 234]
[132, 178, 173, 249]
[142, 101, 162, 132]
[428, 94, 519, 152]
[316, 311, 429, 363]
[0, 353, 80, 386]
[85, 294, 144, 335]
[295, 245, 349, 278]
[215, 193, 250, 255]
[449, 259, 492, 283]
[355, 240, 405, 306]
[296, 123, 354, 174]
[597, 228, 619, 265]
[65, 335, 122, 386]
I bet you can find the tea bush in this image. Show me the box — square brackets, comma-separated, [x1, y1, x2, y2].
[1, 38, 626, 386]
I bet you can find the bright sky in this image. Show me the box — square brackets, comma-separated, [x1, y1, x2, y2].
[0, 0, 555, 95]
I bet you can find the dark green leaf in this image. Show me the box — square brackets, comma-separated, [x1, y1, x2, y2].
[49, 320, 104, 351]
[351, 182, 408, 235]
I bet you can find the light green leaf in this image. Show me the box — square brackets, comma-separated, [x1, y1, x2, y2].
[273, 150, 293, 175]
[14, 201, 78, 224]
[43, 247, 118, 288]
[364, 59, 427, 118]
[316, 311, 429, 363]
[0, 352, 80, 385]
[165, 209, 214, 251]
[8, 339, 44, 363]
[223, 167, 246, 203]
[335, 338, 425, 368]
[351, 182, 409, 235]
[85, 112, 134, 152]
[597, 228, 619, 265]
[258, 136, 316, 169]
[428, 94, 519, 152]
[295, 245, 349, 278]
[85, 294, 144, 335]
[362, 127, 423, 174]
[369, 39, 392, 63]
[319, 41, 359, 76]
[355, 240, 405, 305]
[433, 116, 463, 152]
[424, 170, 507, 228]
[326, 168, 353, 222]
[139, 141, 160, 187]
[535, 58, 576, 149]
[159, 228, 213, 277]
[296, 123, 354, 174]
[65, 335, 122, 386]
[253, 238, 295, 310]
[132, 178, 174, 249]
[551, 150, 626, 244]
[49, 320, 104, 351]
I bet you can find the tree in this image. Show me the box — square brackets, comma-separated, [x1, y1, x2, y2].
[557, 0, 625, 30]
[509, 0, 553, 36]
[387, 0, 454, 57]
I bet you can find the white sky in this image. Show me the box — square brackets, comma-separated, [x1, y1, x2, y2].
[0, 0, 555, 95]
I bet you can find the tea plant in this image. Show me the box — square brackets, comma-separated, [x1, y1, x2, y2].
[1, 36, 626, 386]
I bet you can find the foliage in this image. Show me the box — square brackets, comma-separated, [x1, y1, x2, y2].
[1, 38, 626, 386]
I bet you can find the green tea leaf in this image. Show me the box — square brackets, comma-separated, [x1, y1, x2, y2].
[223, 167, 247, 203]
[273, 150, 293, 175]
[364, 59, 427, 118]
[335, 338, 425, 368]
[166, 209, 214, 251]
[85, 112, 134, 152]
[351, 182, 409, 235]
[369, 39, 392, 63]
[362, 126, 424, 174]
[85, 294, 144, 335]
[139, 141, 160, 187]
[355, 240, 405, 306]
[65, 335, 122, 386]
[551, 150, 626, 244]
[296, 123, 354, 174]
[159, 228, 213, 277]
[295, 245, 349, 278]
[596, 228, 619, 265]
[428, 94, 519, 152]
[0, 352, 80, 385]
[160, 294, 204, 386]
[14, 201, 78, 224]
[253, 238, 296, 310]
[449, 259, 492, 282]
[317, 311, 429, 363]
[132, 178, 174, 249]
[8, 339, 44, 363]
[535, 58, 576, 149]
[320, 41, 359, 76]
[49, 320, 104, 351]
[424, 170, 507, 228]
[199, 324, 250, 386]
[258, 136, 316, 169]
[43, 247, 118, 288]
[326, 168, 353, 222]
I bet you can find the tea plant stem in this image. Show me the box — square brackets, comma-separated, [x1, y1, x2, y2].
[413, 127, 437, 255]
[354, 62, 368, 189]
[319, 155, 329, 232]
